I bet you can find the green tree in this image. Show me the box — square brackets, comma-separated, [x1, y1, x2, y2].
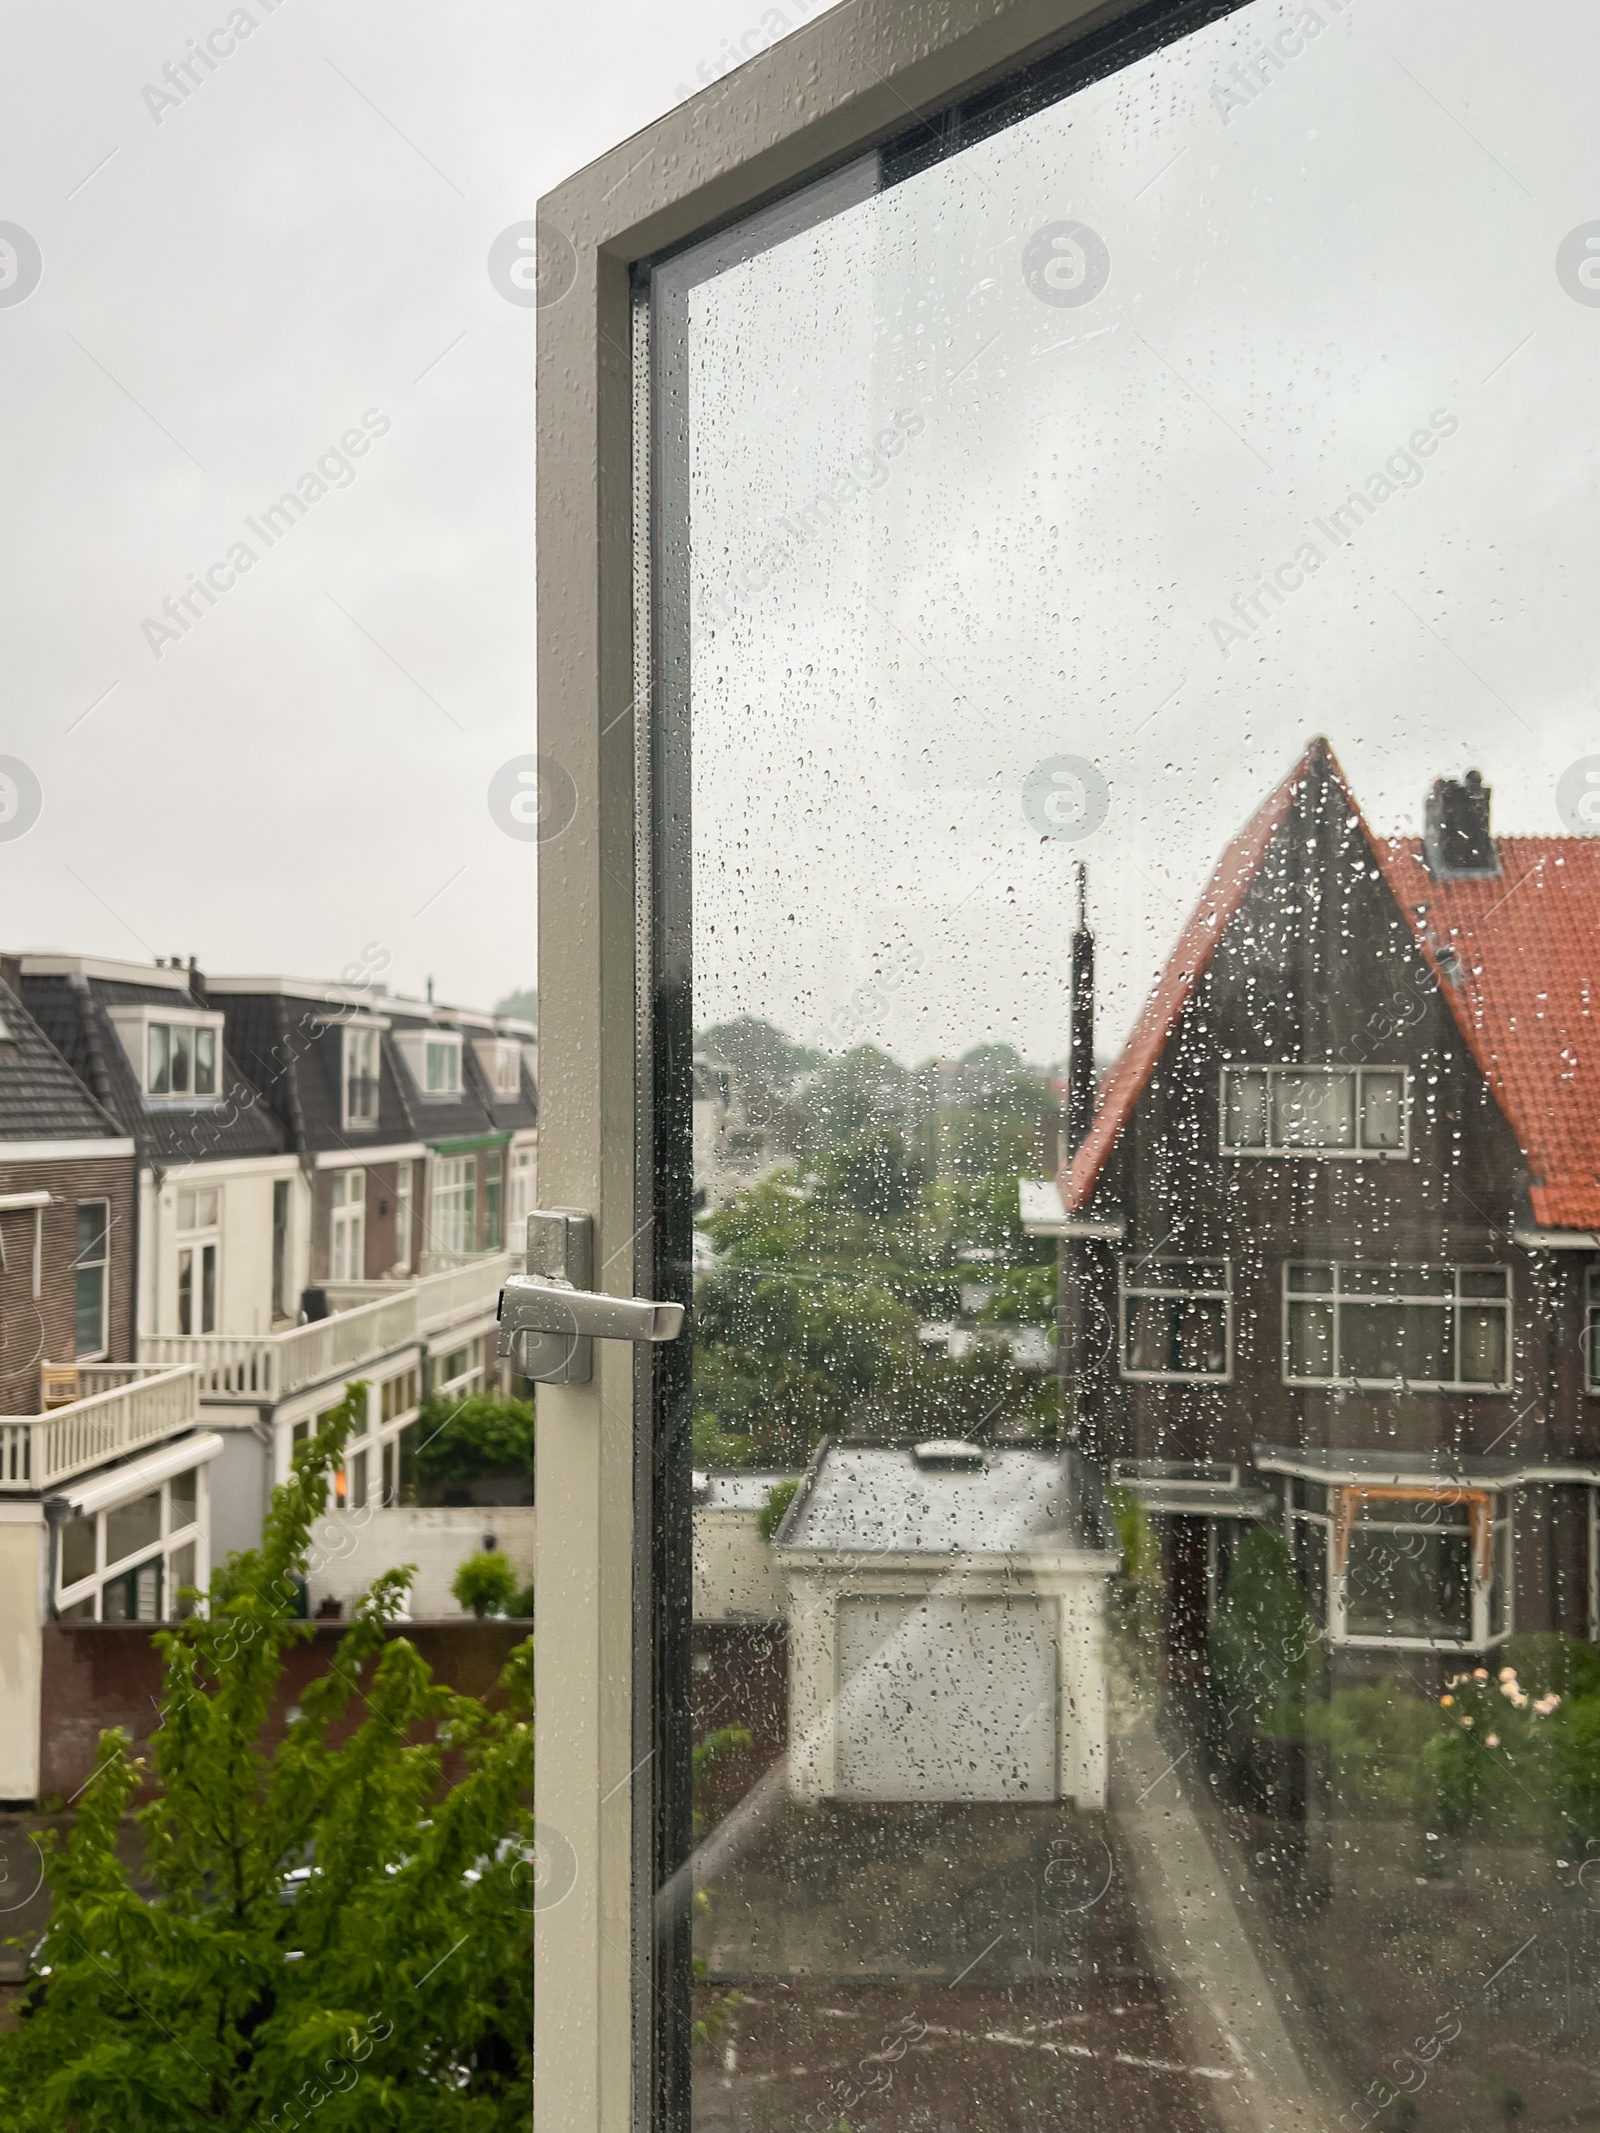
[0, 1386, 534, 2129]
[414, 1393, 535, 1491]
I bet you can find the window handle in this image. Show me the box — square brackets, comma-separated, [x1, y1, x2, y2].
[496, 1210, 683, 1384]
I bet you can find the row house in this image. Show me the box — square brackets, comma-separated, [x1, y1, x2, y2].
[0, 954, 538, 1795]
[0, 968, 211, 1800]
[1026, 741, 1600, 1677]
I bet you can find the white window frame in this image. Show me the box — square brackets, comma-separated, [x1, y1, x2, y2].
[72, 1199, 111, 1359]
[393, 1158, 413, 1273]
[393, 1027, 463, 1099]
[342, 1024, 382, 1130]
[107, 1006, 226, 1104]
[429, 1153, 476, 1259]
[1220, 1063, 1410, 1158]
[56, 1462, 209, 1622]
[1282, 1262, 1513, 1393]
[536, 6, 1196, 2123]
[329, 1167, 366, 1283]
[175, 1184, 221, 1336]
[1118, 1257, 1232, 1383]
[1291, 1493, 1511, 1653]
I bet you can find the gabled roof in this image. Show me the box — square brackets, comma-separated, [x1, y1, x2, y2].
[0, 980, 128, 1146]
[1060, 738, 1600, 1232]
[1060, 739, 1314, 1211]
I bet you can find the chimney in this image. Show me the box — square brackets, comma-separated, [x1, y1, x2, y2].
[188, 953, 206, 1004]
[1423, 769, 1498, 879]
[1067, 863, 1095, 1154]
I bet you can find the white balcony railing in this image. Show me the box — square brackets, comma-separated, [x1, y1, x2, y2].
[142, 1252, 511, 1405]
[144, 1290, 418, 1402]
[0, 1366, 199, 1494]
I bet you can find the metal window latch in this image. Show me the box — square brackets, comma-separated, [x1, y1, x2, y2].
[497, 1209, 683, 1385]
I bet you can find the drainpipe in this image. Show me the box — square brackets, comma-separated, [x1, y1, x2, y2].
[42, 1497, 70, 1622]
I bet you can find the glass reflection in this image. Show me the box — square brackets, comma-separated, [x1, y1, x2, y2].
[668, 1, 1600, 2125]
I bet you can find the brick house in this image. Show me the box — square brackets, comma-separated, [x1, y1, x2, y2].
[1027, 740, 1600, 1672]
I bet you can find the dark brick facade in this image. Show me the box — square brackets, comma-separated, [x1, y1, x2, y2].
[0, 1153, 137, 1414]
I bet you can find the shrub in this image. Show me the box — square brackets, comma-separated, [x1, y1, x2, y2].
[452, 1549, 519, 1619]
[758, 1478, 799, 1541]
[415, 1393, 535, 1488]
[1210, 1527, 1318, 1726]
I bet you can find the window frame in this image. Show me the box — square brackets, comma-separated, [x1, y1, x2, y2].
[1220, 1062, 1411, 1158]
[1281, 1260, 1513, 1393]
[1118, 1256, 1233, 1383]
[108, 1005, 226, 1104]
[536, 4, 1239, 2125]
[329, 1167, 366, 1283]
[342, 1023, 382, 1131]
[54, 1461, 209, 1622]
[1289, 1487, 1511, 1653]
[72, 1198, 111, 1360]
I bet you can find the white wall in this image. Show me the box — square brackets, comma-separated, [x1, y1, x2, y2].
[0, 1510, 43, 1801]
[141, 1159, 308, 1338]
[303, 1504, 536, 1619]
[693, 1507, 786, 1621]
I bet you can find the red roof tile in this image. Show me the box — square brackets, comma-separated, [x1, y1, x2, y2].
[1061, 740, 1600, 1233]
[1372, 835, 1600, 1230]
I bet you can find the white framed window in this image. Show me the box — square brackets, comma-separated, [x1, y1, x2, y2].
[330, 1168, 366, 1281]
[108, 1006, 226, 1103]
[1283, 1263, 1512, 1391]
[56, 1463, 207, 1623]
[1290, 1483, 1510, 1651]
[1585, 1266, 1600, 1393]
[1119, 1258, 1231, 1381]
[73, 1201, 110, 1359]
[393, 1158, 413, 1272]
[343, 1024, 381, 1129]
[176, 1186, 220, 1334]
[476, 1037, 524, 1098]
[425, 1036, 462, 1094]
[430, 1154, 476, 1258]
[508, 1144, 534, 1256]
[1222, 1064, 1408, 1156]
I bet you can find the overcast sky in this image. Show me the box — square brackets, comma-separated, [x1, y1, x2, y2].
[0, 0, 845, 1011]
[689, 0, 1600, 1067]
[4, 0, 1596, 1068]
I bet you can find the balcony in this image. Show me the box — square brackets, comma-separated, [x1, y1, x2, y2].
[0, 1366, 199, 1493]
[141, 1252, 513, 1405]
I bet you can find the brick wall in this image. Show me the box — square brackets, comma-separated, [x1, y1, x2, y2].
[0, 1152, 137, 1414]
[38, 1617, 530, 1802]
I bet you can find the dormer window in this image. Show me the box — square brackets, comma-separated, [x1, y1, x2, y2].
[392, 1029, 463, 1099]
[109, 1009, 225, 1102]
[475, 1038, 523, 1098]
[343, 1025, 381, 1129]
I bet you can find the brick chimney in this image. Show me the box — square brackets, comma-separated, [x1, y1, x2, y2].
[1423, 769, 1499, 880]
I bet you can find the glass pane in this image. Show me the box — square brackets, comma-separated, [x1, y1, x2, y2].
[1360, 1069, 1406, 1148]
[170, 1467, 198, 1528]
[194, 1024, 217, 1094]
[1341, 1300, 1452, 1384]
[61, 1513, 96, 1588]
[74, 1265, 105, 1356]
[170, 1023, 191, 1093]
[105, 1491, 162, 1568]
[1223, 1067, 1268, 1148]
[1345, 1531, 1473, 1642]
[1273, 1069, 1354, 1148]
[148, 1023, 170, 1095]
[660, 6, 1600, 2122]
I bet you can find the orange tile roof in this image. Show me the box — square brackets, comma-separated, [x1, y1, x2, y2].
[1060, 738, 1600, 1233]
[1372, 835, 1600, 1230]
